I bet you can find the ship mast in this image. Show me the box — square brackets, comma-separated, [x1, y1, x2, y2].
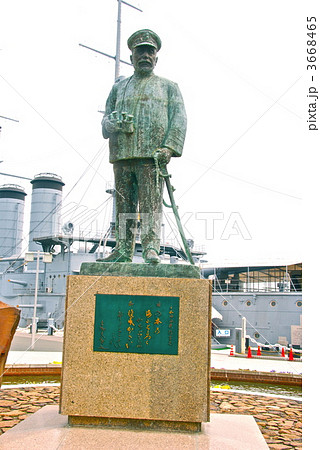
[79, 1, 142, 241]
[114, 0, 123, 80]
[115, 0, 143, 80]
[79, 0, 142, 82]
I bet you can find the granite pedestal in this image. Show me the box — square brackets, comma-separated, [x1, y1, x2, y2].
[60, 263, 211, 431]
[0, 406, 269, 449]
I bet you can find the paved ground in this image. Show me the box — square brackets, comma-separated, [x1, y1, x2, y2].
[210, 349, 302, 375]
[6, 349, 303, 374]
[7, 332, 303, 375]
[0, 386, 302, 449]
[9, 331, 63, 353]
[6, 331, 63, 365]
[2, 331, 304, 448]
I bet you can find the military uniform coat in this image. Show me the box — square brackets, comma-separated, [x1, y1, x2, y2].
[102, 73, 187, 162]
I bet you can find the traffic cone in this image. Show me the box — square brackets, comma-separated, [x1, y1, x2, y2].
[289, 348, 294, 361]
[281, 347, 285, 358]
[257, 346, 261, 356]
[229, 345, 234, 356]
[247, 346, 252, 358]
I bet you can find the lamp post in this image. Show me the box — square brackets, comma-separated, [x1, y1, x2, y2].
[25, 251, 52, 350]
[241, 317, 247, 354]
[31, 251, 40, 350]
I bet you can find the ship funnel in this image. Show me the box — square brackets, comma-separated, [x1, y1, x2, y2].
[28, 173, 65, 251]
[0, 184, 27, 257]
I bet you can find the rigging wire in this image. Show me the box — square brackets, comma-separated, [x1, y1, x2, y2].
[183, 156, 301, 201]
[2, 142, 109, 268]
[210, 285, 302, 374]
[1, 2, 302, 376]
[1, 206, 302, 378]
[76, 197, 113, 229]
[69, 144, 107, 223]
[162, 206, 301, 374]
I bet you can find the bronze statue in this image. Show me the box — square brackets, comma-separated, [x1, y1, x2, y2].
[101, 29, 187, 264]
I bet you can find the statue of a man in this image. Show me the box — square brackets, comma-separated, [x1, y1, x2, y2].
[101, 29, 187, 264]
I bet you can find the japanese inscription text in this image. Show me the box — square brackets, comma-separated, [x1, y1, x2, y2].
[93, 294, 180, 355]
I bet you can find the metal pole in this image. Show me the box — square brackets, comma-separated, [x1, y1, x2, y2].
[31, 251, 40, 350]
[241, 316, 246, 354]
[115, 0, 122, 80]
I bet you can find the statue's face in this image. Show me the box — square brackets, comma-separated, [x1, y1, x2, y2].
[130, 45, 158, 75]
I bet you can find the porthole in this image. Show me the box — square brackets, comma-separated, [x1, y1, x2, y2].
[254, 332, 260, 339]
[270, 301, 277, 307]
[246, 301, 251, 307]
[222, 300, 228, 306]
[296, 301, 302, 307]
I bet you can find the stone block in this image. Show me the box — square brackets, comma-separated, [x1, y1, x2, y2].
[0, 406, 269, 449]
[60, 274, 211, 429]
[80, 261, 201, 278]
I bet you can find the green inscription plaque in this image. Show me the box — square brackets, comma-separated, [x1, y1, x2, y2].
[93, 294, 180, 355]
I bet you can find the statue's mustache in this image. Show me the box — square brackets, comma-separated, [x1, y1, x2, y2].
[138, 59, 152, 64]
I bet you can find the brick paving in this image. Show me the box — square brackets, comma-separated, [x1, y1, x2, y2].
[0, 386, 302, 449]
[210, 391, 302, 449]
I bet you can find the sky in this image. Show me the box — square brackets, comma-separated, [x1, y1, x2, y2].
[0, 0, 317, 266]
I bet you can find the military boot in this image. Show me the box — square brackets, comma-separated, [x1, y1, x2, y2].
[143, 248, 161, 264]
[97, 249, 132, 263]
[97, 240, 134, 263]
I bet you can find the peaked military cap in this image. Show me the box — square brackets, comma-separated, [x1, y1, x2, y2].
[127, 29, 162, 52]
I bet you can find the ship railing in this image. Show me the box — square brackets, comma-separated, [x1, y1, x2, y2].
[210, 278, 302, 293]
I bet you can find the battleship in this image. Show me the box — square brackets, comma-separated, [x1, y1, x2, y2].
[0, 1, 302, 351]
[0, 173, 206, 329]
[0, 173, 302, 350]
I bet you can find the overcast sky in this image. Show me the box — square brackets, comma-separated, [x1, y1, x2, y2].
[0, 0, 317, 265]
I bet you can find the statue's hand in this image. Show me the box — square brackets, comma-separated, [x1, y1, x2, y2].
[153, 148, 173, 166]
[102, 111, 121, 134]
